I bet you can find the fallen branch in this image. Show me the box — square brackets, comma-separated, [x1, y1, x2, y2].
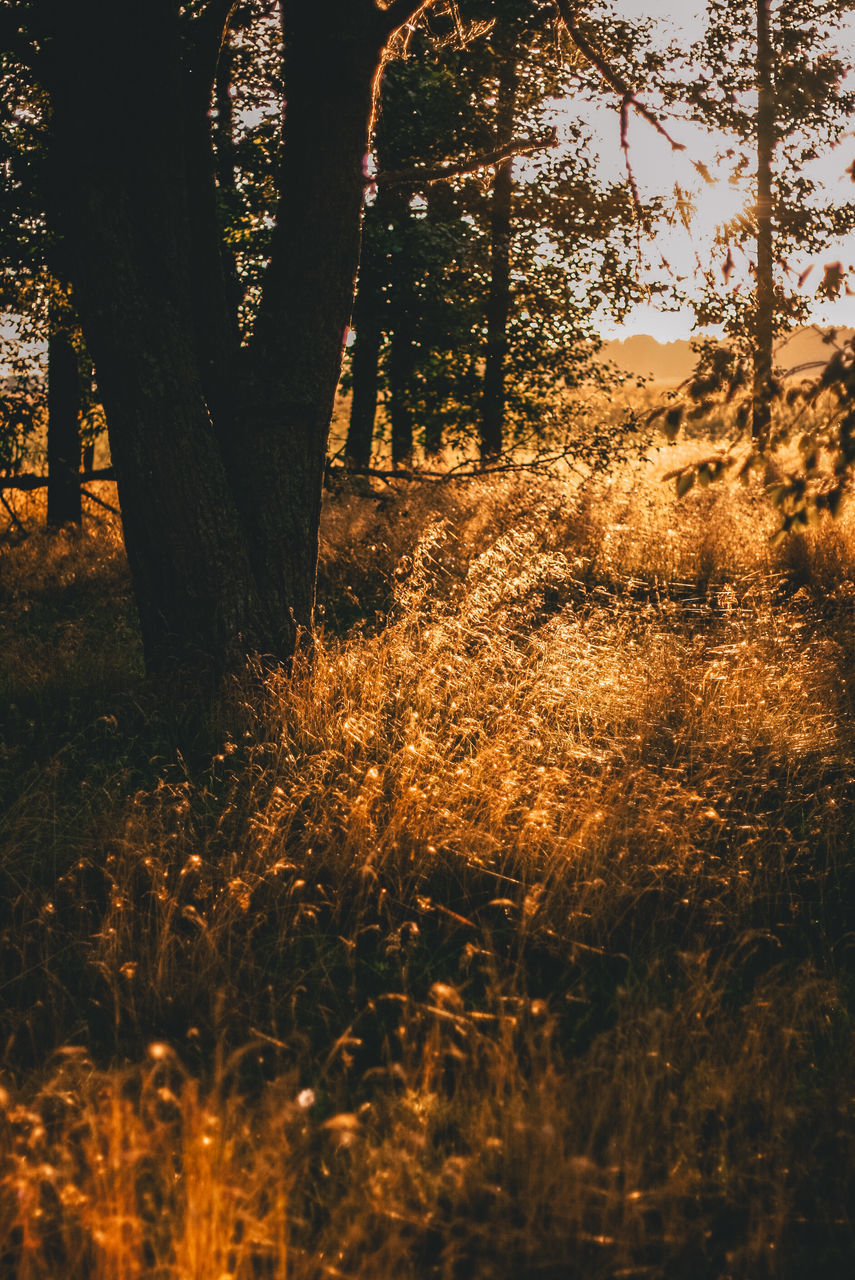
[0, 491, 26, 534]
[0, 466, 115, 491]
[80, 486, 121, 516]
[329, 446, 587, 485]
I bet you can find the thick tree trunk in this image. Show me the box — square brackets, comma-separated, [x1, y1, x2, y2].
[480, 50, 518, 465]
[232, 4, 385, 641]
[42, 0, 391, 672]
[753, 0, 775, 441]
[46, 310, 81, 527]
[44, 3, 267, 669]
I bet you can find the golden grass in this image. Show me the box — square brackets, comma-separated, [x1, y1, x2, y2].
[0, 449, 854, 1277]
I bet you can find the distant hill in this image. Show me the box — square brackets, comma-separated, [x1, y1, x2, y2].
[598, 326, 855, 385]
[598, 334, 696, 384]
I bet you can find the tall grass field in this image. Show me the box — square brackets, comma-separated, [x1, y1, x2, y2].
[0, 433, 853, 1278]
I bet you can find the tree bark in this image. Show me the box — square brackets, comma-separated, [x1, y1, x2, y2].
[44, 2, 262, 670]
[753, 0, 775, 441]
[480, 48, 518, 465]
[41, 0, 397, 672]
[46, 305, 81, 527]
[231, 3, 386, 642]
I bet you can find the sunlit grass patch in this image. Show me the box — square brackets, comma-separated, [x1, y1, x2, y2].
[1, 451, 854, 1276]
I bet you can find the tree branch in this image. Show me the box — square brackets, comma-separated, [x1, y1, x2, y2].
[0, 467, 115, 491]
[80, 485, 120, 515]
[553, 0, 686, 156]
[375, 0, 434, 39]
[374, 128, 558, 191]
[0, 492, 26, 533]
[329, 443, 587, 485]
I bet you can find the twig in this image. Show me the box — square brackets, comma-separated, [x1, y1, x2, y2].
[619, 92, 646, 266]
[0, 466, 115, 491]
[374, 129, 558, 191]
[1, 491, 26, 534]
[331, 446, 586, 485]
[80, 487, 120, 516]
[377, 0, 435, 39]
[553, 0, 686, 154]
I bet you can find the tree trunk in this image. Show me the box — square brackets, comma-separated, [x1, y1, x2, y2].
[388, 337, 415, 466]
[46, 307, 81, 527]
[45, 2, 262, 670]
[80, 355, 97, 472]
[42, 0, 392, 672]
[480, 49, 518, 464]
[386, 194, 416, 467]
[423, 181, 458, 458]
[346, 218, 384, 470]
[753, 0, 775, 441]
[230, 3, 384, 641]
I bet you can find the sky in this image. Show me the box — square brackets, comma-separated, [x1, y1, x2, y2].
[548, 0, 855, 341]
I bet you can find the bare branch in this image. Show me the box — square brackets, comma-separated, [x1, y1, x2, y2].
[0, 467, 115, 491]
[553, 0, 685, 155]
[80, 486, 120, 515]
[374, 128, 558, 191]
[375, 0, 434, 39]
[0, 492, 26, 533]
[330, 443, 587, 485]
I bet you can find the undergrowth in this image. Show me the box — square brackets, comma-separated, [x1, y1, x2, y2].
[0, 452, 853, 1278]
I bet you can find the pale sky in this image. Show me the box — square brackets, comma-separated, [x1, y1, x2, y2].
[551, 0, 855, 340]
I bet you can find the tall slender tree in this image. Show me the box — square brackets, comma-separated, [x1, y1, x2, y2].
[679, 0, 855, 436]
[753, 0, 774, 440]
[46, 293, 82, 526]
[345, 1, 642, 468]
[480, 40, 519, 461]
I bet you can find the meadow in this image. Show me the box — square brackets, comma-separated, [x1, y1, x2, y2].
[0, 428, 853, 1278]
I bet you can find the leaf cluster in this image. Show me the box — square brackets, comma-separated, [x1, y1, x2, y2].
[659, 331, 855, 536]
